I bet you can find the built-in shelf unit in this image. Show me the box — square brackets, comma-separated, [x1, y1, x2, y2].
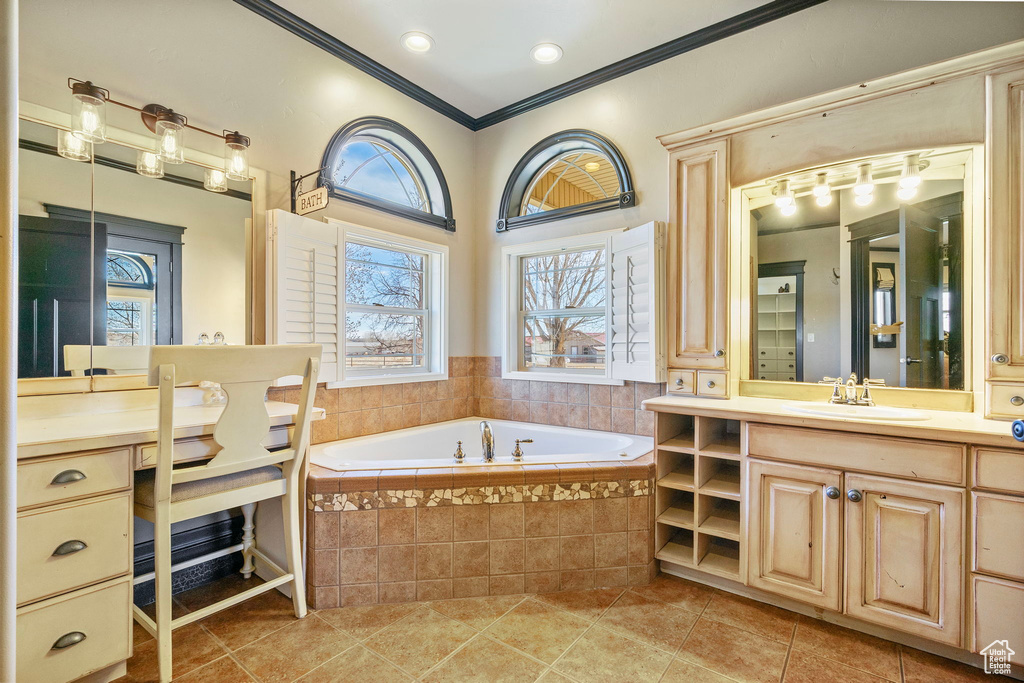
[654, 412, 744, 581]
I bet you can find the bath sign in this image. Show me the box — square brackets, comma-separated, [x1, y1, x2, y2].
[296, 186, 329, 216]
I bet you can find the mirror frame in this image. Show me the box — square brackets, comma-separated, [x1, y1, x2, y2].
[495, 129, 635, 232]
[16, 101, 268, 395]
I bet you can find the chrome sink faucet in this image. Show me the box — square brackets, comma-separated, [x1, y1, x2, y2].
[481, 421, 495, 463]
[819, 373, 885, 406]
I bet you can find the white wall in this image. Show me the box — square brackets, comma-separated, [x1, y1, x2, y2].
[471, 0, 1024, 356]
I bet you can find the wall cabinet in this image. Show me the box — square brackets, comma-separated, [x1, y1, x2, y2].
[666, 140, 729, 385]
[747, 460, 842, 611]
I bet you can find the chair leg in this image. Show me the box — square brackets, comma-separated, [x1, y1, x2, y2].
[240, 502, 257, 579]
[154, 515, 174, 683]
[282, 485, 307, 618]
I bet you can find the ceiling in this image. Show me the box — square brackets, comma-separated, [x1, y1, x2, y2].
[269, 0, 772, 117]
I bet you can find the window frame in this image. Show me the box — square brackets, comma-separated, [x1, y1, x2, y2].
[322, 117, 456, 232]
[502, 230, 624, 385]
[328, 218, 449, 387]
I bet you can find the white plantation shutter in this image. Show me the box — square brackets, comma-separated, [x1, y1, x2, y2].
[609, 221, 666, 382]
[269, 210, 340, 384]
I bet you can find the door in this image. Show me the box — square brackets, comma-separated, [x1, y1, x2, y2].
[746, 459, 842, 610]
[667, 140, 728, 371]
[844, 473, 964, 646]
[106, 235, 177, 346]
[899, 205, 943, 388]
[17, 216, 106, 378]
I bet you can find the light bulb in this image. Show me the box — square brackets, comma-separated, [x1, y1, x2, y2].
[897, 186, 917, 201]
[224, 131, 250, 181]
[531, 43, 563, 64]
[812, 173, 830, 198]
[855, 192, 873, 207]
[815, 193, 832, 207]
[57, 130, 92, 162]
[780, 203, 797, 217]
[854, 163, 874, 196]
[137, 150, 164, 179]
[155, 111, 185, 164]
[204, 168, 228, 192]
[401, 31, 434, 53]
[71, 81, 107, 144]
[774, 179, 794, 209]
[899, 153, 922, 190]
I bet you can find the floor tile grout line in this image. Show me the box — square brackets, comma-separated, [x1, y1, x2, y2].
[777, 621, 798, 682]
[198, 622, 264, 682]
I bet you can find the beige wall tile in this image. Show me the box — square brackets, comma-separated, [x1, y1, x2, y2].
[595, 533, 628, 568]
[560, 536, 595, 570]
[594, 499, 628, 534]
[339, 510, 378, 547]
[559, 500, 594, 535]
[489, 503, 524, 539]
[379, 508, 416, 546]
[453, 504, 489, 541]
[525, 502, 559, 538]
[340, 547, 378, 585]
[417, 507, 453, 543]
[490, 539, 525, 575]
[452, 576, 489, 598]
[453, 541, 489, 578]
[589, 406, 611, 431]
[379, 582, 416, 604]
[489, 574, 525, 596]
[525, 537, 560, 572]
[416, 543, 453, 580]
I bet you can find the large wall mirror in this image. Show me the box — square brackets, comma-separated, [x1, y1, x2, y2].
[744, 147, 972, 391]
[17, 118, 254, 389]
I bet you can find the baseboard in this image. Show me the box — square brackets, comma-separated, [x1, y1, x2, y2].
[133, 516, 242, 576]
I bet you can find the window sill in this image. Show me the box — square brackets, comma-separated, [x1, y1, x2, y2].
[501, 370, 624, 386]
[327, 371, 448, 389]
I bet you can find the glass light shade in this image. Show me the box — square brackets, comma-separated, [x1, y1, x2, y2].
[137, 150, 165, 178]
[815, 193, 832, 207]
[812, 173, 831, 198]
[897, 185, 918, 201]
[204, 168, 228, 192]
[854, 164, 874, 196]
[225, 142, 249, 181]
[774, 179, 794, 208]
[58, 130, 92, 162]
[854, 192, 873, 207]
[72, 90, 106, 144]
[155, 118, 185, 164]
[780, 203, 797, 217]
[899, 154, 922, 190]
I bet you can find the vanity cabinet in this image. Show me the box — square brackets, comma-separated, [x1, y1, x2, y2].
[666, 140, 729, 391]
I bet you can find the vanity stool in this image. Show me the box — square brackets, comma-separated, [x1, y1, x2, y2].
[132, 344, 321, 683]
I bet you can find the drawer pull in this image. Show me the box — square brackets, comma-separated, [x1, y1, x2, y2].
[51, 631, 86, 650]
[706, 380, 716, 389]
[847, 489, 863, 503]
[825, 486, 840, 500]
[715, 349, 725, 358]
[50, 470, 87, 485]
[675, 378, 684, 387]
[52, 540, 88, 556]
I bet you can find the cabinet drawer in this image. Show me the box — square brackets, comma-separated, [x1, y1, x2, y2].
[974, 448, 1024, 494]
[747, 423, 965, 485]
[17, 493, 132, 606]
[667, 369, 695, 395]
[756, 347, 778, 360]
[136, 427, 291, 469]
[972, 574, 1024, 666]
[17, 447, 131, 511]
[756, 360, 778, 373]
[696, 371, 727, 398]
[17, 577, 131, 683]
[973, 492, 1024, 581]
[986, 382, 1024, 419]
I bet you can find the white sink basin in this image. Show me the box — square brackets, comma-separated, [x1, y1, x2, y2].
[783, 403, 931, 421]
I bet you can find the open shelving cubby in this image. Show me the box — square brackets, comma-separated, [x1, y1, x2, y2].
[654, 412, 745, 580]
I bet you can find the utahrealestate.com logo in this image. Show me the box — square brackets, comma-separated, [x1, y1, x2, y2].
[980, 640, 1015, 676]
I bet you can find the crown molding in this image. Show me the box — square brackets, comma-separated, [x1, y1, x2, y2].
[234, 0, 826, 131]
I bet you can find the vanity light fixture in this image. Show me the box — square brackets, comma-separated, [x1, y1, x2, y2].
[136, 150, 165, 179]
[774, 178, 796, 215]
[70, 80, 108, 143]
[853, 163, 874, 206]
[812, 172, 832, 207]
[204, 168, 228, 192]
[401, 31, 434, 53]
[66, 78, 252, 187]
[57, 129, 92, 162]
[897, 153, 921, 200]
[531, 43, 563, 64]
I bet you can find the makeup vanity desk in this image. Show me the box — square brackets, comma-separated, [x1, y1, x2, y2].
[14, 389, 321, 683]
[642, 394, 1024, 673]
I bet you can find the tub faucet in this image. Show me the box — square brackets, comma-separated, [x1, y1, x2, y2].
[481, 421, 495, 463]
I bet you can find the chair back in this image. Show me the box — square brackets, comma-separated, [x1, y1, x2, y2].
[147, 345, 321, 504]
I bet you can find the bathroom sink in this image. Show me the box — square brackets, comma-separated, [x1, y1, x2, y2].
[783, 403, 931, 421]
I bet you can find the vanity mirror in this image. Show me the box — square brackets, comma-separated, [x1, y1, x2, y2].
[743, 147, 972, 391]
[17, 117, 254, 388]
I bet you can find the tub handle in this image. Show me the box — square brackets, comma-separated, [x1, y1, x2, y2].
[512, 438, 534, 460]
[453, 440, 465, 462]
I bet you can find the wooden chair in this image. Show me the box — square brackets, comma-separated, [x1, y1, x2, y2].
[132, 344, 321, 683]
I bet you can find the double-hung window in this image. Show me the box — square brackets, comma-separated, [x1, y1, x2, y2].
[269, 210, 448, 386]
[503, 223, 666, 384]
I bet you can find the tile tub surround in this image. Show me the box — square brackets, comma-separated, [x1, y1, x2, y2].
[304, 458, 657, 609]
[266, 357, 664, 446]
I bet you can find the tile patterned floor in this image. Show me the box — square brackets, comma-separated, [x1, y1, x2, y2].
[119, 573, 1010, 683]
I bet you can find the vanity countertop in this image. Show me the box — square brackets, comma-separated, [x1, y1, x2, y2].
[643, 394, 1024, 449]
[17, 398, 324, 459]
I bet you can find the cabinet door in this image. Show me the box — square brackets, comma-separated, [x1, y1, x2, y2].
[746, 459, 842, 611]
[987, 69, 1024, 394]
[845, 473, 964, 646]
[667, 140, 728, 370]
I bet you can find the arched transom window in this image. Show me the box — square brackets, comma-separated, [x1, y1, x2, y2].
[322, 117, 455, 231]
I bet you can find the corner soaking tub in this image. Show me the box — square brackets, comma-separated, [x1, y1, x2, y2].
[310, 417, 653, 471]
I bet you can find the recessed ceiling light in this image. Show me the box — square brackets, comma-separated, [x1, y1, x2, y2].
[584, 162, 600, 173]
[531, 43, 563, 64]
[401, 31, 434, 53]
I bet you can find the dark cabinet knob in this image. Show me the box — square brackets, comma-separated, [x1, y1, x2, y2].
[847, 489, 863, 503]
[825, 486, 840, 500]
